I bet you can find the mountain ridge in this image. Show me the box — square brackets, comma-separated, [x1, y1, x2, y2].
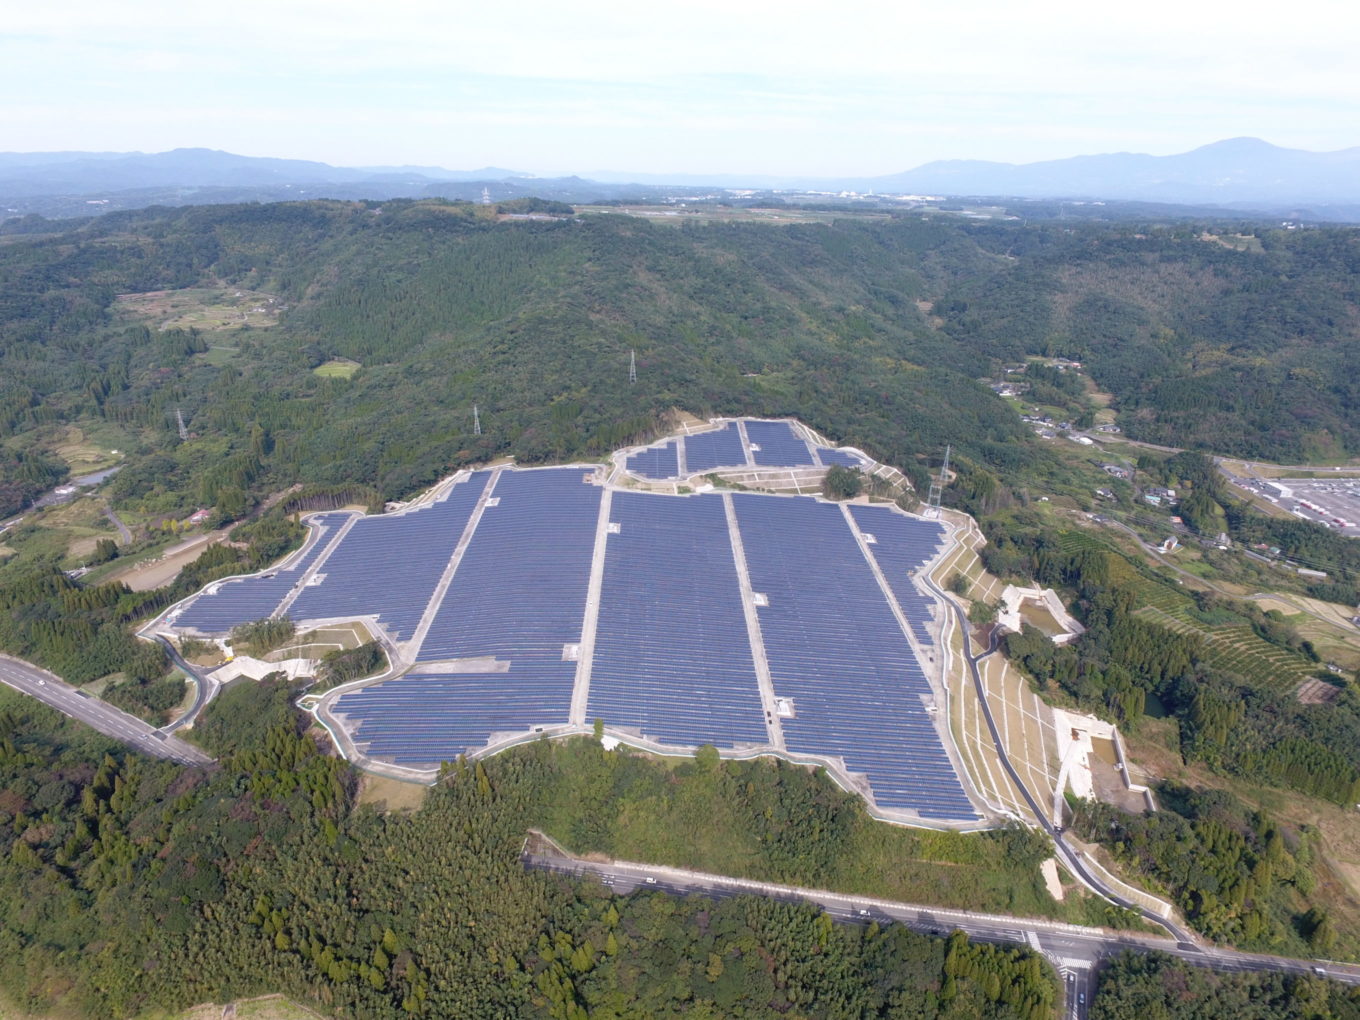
[3, 139, 1360, 218]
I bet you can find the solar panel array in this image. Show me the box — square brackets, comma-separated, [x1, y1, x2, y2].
[170, 449, 976, 819]
[174, 512, 352, 633]
[745, 419, 815, 467]
[336, 674, 561, 767]
[625, 441, 679, 480]
[733, 495, 977, 820]
[622, 419, 867, 479]
[682, 423, 748, 474]
[588, 492, 768, 747]
[342, 468, 604, 762]
[289, 471, 491, 639]
[817, 447, 866, 468]
[849, 504, 947, 647]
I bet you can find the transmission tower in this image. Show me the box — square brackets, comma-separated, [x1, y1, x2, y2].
[473, 404, 482, 436]
[481, 187, 491, 206]
[629, 349, 637, 384]
[175, 408, 189, 440]
[925, 444, 951, 517]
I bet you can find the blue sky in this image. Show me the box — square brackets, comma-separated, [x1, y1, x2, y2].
[3, 0, 1357, 175]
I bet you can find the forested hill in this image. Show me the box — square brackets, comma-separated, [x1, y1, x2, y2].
[0, 200, 1357, 519]
[0, 200, 1037, 511]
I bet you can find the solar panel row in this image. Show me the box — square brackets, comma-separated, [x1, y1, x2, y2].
[744, 419, 815, 467]
[174, 512, 353, 633]
[733, 494, 977, 819]
[848, 504, 948, 648]
[337, 674, 562, 767]
[289, 471, 492, 640]
[817, 448, 866, 468]
[624, 441, 679, 479]
[682, 423, 748, 474]
[588, 491, 768, 748]
[625, 419, 865, 479]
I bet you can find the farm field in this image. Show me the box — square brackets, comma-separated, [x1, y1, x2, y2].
[113, 286, 284, 333]
[313, 358, 360, 379]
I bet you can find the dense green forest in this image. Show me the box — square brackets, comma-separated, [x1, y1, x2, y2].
[3, 200, 1358, 528]
[1091, 952, 1360, 1019]
[0, 679, 1060, 1020]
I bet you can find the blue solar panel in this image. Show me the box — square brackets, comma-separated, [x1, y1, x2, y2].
[589, 492, 768, 748]
[174, 512, 352, 633]
[625, 441, 680, 480]
[289, 471, 491, 640]
[848, 505, 947, 648]
[683, 423, 747, 473]
[734, 495, 977, 819]
[173, 444, 977, 820]
[339, 469, 601, 767]
[816, 447, 865, 467]
[335, 673, 564, 767]
[745, 420, 815, 467]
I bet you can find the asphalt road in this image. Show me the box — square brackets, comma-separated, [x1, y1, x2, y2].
[0, 654, 213, 766]
[156, 636, 219, 733]
[104, 506, 133, 545]
[526, 851, 1360, 1018]
[921, 573, 1196, 946]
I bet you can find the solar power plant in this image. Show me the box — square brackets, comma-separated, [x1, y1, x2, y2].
[289, 470, 491, 640]
[848, 504, 948, 647]
[682, 423, 748, 474]
[624, 441, 679, 480]
[173, 512, 352, 633]
[733, 495, 978, 820]
[169, 436, 976, 820]
[336, 674, 563, 766]
[588, 492, 768, 747]
[745, 419, 816, 467]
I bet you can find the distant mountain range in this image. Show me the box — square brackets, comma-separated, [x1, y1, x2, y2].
[3, 139, 1359, 222]
[868, 137, 1360, 207]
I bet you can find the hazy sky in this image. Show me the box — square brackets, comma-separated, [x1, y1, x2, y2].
[3, 0, 1358, 175]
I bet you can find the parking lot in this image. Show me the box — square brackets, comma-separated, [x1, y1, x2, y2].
[1227, 475, 1360, 537]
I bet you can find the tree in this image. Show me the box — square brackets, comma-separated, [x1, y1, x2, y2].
[822, 465, 863, 500]
[969, 600, 998, 625]
[88, 538, 119, 565]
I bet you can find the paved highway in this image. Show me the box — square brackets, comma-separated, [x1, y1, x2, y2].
[525, 848, 1360, 1017]
[0, 654, 213, 766]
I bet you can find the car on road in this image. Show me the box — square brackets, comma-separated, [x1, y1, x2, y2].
[1314, 966, 1327, 976]
[857, 909, 871, 917]
[644, 876, 657, 884]
[37, 679, 45, 686]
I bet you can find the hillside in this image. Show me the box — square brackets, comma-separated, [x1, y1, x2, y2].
[0, 200, 1043, 518]
[2, 200, 1359, 521]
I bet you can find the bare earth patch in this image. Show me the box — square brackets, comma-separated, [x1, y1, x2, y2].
[1297, 678, 1342, 705]
[356, 773, 429, 814]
